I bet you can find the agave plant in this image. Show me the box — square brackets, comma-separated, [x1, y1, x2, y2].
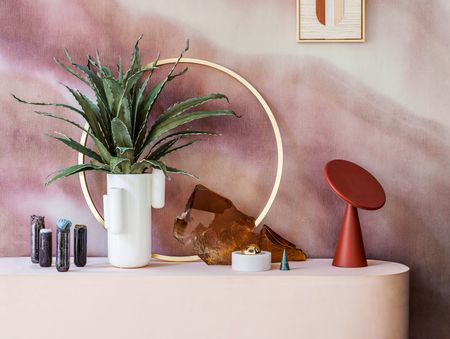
[13, 37, 237, 184]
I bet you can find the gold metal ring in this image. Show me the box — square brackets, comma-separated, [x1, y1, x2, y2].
[78, 57, 283, 261]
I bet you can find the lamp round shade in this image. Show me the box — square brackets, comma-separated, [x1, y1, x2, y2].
[324, 160, 386, 210]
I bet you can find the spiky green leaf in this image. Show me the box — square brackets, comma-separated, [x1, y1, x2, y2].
[148, 130, 217, 153]
[130, 159, 166, 174]
[117, 96, 132, 131]
[54, 57, 90, 86]
[155, 93, 229, 126]
[12, 94, 84, 115]
[116, 146, 134, 162]
[31, 110, 111, 164]
[109, 157, 131, 173]
[146, 138, 179, 161]
[64, 85, 109, 147]
[142, 109, 237, 151]
[134, 43, 190, 154]
[158, 140, 200, 159]
[47, 132, 103, 163]
[46, 163, 108, 185]
[111, 117, 133, 148]
[167, 166, 199, 180]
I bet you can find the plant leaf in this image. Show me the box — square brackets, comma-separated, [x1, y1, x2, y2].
[134, 42, 190, 154]
[73, 61, 109, 94]
[148, 130, 217, 154]
[130, 159, 167, 175]
[63, 57, 112, 140]
[117, 96, 132, 132]
[64, 85, 109, 148]
[146, 159, 168, 175]
[88, 55, 113, 78]
[111, 117, 133, 148]
[142, 109, 237, 151]
[54, 56, 90, 86]
[117, 56, 124, 83]
[33, 110, 90, 134]
[132, 74, 150, 137]
[109, 156, 131, 173]
[123, 35, 143, 83]
[46, 163, 107, 185]
[158, 140, 200, 159]
[146, 138, 179, 161]
[102, 78, 122, 112]
[31, 110, 111, 164]
[132, 51, 160, 134]
[12, 94, 84, 115]
[155, 93, 228, 126]
[116, 146, 134, 162]
[167, 166, 199, 180]
[130, 161, 148, 174]
[47, 132, 103, 163]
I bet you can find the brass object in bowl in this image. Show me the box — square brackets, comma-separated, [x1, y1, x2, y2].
[241, 244, 261, 255]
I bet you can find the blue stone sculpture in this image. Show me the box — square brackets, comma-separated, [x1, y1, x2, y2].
[56, 218, 72, 272]
[280, 248, 290, 271]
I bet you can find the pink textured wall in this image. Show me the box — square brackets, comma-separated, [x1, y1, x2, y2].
[0, 1, 449, 337]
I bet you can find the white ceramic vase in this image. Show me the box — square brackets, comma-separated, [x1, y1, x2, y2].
[103, 170, 165, 268]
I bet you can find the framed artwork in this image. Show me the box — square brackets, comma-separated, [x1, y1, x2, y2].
[296, 0, 365, 42]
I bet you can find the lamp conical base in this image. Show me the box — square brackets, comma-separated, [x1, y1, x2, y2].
[332, 204, 367, 268]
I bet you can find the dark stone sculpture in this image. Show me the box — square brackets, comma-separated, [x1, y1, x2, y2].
[74, 225, 87, 267]
[39, 229, 52, 267]
[31, 215, 45, 263]
[174, 185, 307, 265]
[56, 219, 71, 272]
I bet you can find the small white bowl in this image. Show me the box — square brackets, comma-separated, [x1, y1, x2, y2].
[231, 251, 272, 272]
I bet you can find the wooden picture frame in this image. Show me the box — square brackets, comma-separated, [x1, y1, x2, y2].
[297, 0, 365, 42]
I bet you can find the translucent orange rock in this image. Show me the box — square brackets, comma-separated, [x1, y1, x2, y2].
[174, 185, 307, 265]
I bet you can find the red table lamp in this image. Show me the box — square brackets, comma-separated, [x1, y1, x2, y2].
[324, 160, 386, 268]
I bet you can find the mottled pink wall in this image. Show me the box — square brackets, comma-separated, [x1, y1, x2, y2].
[0, 0, 449, 337]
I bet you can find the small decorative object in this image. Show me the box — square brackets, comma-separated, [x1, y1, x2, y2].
[30, 215, 45, 263]
[324, 159, 386, 268]
[232, 245, 272, 272]
[74, 225, 87, 267]
[56, 218, 72, 272]
[174, 185, 307, 265]
[39, 229, 52, 267]
[280, 248, 290, 271]
[241, 244, 261, 255]
[297, 0, 365, 42]
[14, 37, 237, 268]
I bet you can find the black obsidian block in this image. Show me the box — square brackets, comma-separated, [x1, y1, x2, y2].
[74, 225, 87, 267]
[31, 215, 45, 263]
[39, 229, 52, 267]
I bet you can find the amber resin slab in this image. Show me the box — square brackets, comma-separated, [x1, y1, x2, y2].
[174, 185, 307, 265]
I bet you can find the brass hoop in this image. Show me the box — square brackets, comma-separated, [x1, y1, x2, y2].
[78, 57, 283, 262]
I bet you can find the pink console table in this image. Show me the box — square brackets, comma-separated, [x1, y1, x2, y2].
[0, 258, 409, 339]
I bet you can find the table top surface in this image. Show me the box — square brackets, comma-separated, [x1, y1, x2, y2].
[0, 257, 409, 277]
[324, 159, 386, 210]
